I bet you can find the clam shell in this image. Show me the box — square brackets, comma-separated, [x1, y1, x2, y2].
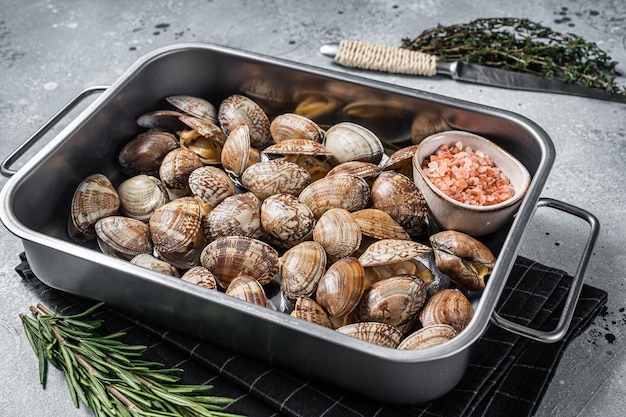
[397, 324, 457, 350]
[263, 139, 332, 157]
[312, 208, 362, 259]
[218, 94, 272, 149]
[260, 193, 316, 247]
[324, 122, 384, 165]
[279, 241, 327, 300]
[290, 296, 333, 329]
[336, 322, 403, 348]
[158, 148, 204, 191]
[221, 124, 251, 178]
[371, 171, 429, 235]
[200, 236, 279, 288]
[202, 192, 262, 241]
[326, 161, 382, 179]
[117, 174, 169, 222]
[270, 113, 325, 143]
[180, 266, 218, 290]
[225, 275, 269, 307]
[357, 275, 427, 329]
[382, 144, 420, 178]
[358, 239, 432, 268]
[350, 208, 410, 241]
[241, 160, 311, 200]
[69, 173, 120, 240]
[419, 288, 474, 333]
[130, 253, 180, 277]
[136, 109, 186, 131]
[119, 132, 179, 174]
[429, 230, 496, 292]
[298, 174, 369, 218]
[149, 197, 204, 265]
[95, 216, 153, 260]
[179, 115, 227, 147]
[188, 166, 236, 210]
[316, 257, 365, 317]
[166, 95, 217, 124]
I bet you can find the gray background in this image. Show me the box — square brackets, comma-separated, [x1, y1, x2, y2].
[0, 0, 624, 416]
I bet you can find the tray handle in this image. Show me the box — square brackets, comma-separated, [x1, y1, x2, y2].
[1, 85, 108, 178]
[491, 197, 600, 343]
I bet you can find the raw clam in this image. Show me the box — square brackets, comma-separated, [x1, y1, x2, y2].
[260, 193, 316, 248]
[429, 230, 496, 292]
[315, 257, 365, 318]
[324, 122, 384, 165]
[188, 166, 236, 212]
[118, 131, 178, 175]
[117, 174, 169, 222]
[221, 124, 252, 178]
[269, 113, 325, 143]
[290, 296, 333, 329]
[225, 275, 269, 307]
[336, 322, 403, 348]
[312, 208, 362, 259]
[350, 208, 410, 241]
[357, 275, 427, 329]
[397, 324, 457, 350]
[69, 173, 120, 240]
[279, 241, 327, 300]
[136, 109, 186, 131]
[200, 236, 279, 288]
[326, 161, 381, 180]
[298, 174, 369, 218]
[241, 159, 311, 200]
[262, 139, 332, 158]
[149, 197, 205, 269]
[382, 144, 420, 178]
[130, 253, 180, 277]
[166, 95, 218, 124]
[95, 216, 152, 260]
[419, 288, 474, 334]
[180, 266, 218, 290]
[218, 94, 272, 150]
[179, 115, 227, 147]
[358, 239, 432, 268]
[202, 192, 262, 241]
[371, 171, 429, 235]
[158, 148, 204, 194]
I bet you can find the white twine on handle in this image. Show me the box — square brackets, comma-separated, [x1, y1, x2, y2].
[334, 39, 438, 76]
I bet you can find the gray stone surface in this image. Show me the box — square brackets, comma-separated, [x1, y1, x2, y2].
[0, 0, 624, 416]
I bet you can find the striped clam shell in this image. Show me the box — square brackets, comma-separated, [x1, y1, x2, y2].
[200, 236, 279, 288]
[69, 173, 120, 240]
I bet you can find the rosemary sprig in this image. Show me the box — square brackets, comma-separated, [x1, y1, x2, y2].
[401, 17, 626, 98]
[20, 302, 246, 417]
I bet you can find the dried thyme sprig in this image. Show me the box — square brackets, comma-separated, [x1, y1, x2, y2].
[20, 302, 246, 417]
[401, 17, 626, 98]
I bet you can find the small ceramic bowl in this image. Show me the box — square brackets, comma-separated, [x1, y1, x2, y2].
[412, 130, 531, 236]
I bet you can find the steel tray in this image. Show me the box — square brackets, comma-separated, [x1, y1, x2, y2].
[0, 43, 598, 403]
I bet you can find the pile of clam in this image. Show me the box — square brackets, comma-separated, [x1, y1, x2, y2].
[68, 93, 496, 351]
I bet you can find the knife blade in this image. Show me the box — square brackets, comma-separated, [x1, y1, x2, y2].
[320, 41, 625, 103]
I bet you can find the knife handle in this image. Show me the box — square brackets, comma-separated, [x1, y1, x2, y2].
[330, 40, 438, 76]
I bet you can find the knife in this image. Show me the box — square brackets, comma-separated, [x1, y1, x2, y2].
[320, 40, 626, 103]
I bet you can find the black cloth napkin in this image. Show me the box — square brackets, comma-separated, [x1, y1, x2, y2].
[15, 253, 606, 417]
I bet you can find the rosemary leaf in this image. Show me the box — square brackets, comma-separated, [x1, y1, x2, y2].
[20, 302, 245, 417]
